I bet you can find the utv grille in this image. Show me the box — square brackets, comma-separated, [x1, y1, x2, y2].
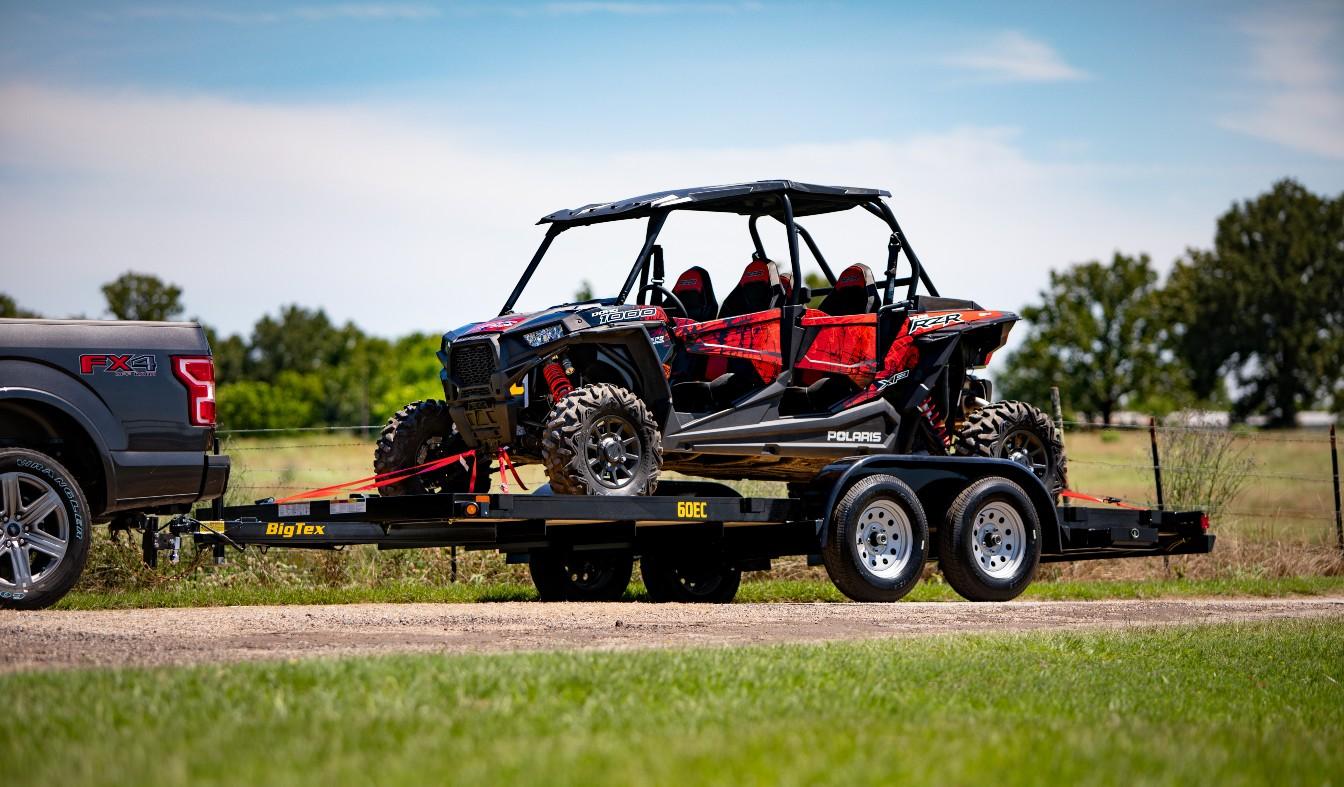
[451, 342, 496, 388]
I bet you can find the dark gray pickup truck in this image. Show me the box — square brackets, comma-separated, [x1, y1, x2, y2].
[0, 318, 229, 608]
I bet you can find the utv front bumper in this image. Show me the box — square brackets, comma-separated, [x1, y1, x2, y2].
[440, 337, 524, 448]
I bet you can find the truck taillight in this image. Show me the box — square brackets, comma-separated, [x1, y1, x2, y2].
[172, 356, 216, 427]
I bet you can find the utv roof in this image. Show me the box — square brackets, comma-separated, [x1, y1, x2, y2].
[539, 180, 890, 227]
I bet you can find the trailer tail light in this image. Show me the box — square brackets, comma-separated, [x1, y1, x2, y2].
[1200, 513, 1210, 531]
[173, 356, 216, 427]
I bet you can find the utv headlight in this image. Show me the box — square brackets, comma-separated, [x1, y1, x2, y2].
[523, 324, 564, 348]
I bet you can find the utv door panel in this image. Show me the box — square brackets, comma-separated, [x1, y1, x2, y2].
[676, 310, 783, 383]
[794, 312, 879, 387]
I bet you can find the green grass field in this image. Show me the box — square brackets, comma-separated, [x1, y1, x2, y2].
[6, 619, 1341, 786]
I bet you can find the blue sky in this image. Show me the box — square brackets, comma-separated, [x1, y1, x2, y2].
[2, 1, 1342, 340]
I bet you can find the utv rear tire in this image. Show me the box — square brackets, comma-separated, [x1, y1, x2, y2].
[955, 400, 1066, 499]
[937, 476, 1041, 601]
[822, 474, 928, 602]
[640, 554, 741, 603]
[374, 400, 491, 496]
[542, 383, 661, 496]
[529, 550, 634, 601]
[0, 448, 92, 611]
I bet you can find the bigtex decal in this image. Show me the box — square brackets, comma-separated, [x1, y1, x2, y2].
[265, 522, 327, 538]
[79, 353, 157, 376]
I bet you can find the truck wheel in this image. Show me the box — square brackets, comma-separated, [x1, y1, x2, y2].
[955, 400, 1066, 499]
[374, 400, 491, 496]
[822, 474, 928, 602]
[938, 476, 1041, 602]
[542, 383, 661, 496]
[528, 549, 634, 601]
[0, 448, 91, 611]
[640, 554, 741, 603]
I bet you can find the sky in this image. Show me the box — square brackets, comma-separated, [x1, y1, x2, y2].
[2, 0, 1343, 344]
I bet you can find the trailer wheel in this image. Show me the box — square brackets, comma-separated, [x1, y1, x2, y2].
[640, 555, 741, 603]
[374, 400, 491, 496]
[0, 448, 91, 611]
[955, 400, 1066, 499]
[528, 549, 634, 601]
[938, 476, 1041, 602]
[542, 383, 661, 496]
[822, 474, 928, 602]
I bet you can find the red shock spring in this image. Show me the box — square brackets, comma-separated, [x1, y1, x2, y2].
[541, 361, 573, 400]
[919, 397, 951, 449]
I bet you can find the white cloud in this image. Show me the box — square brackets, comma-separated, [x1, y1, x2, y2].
[945, 31, 1089, 83]
[1218, 6, 1344, 160]
[0, 83, 1196, 371]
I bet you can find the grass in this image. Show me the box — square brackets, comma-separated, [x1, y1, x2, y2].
[55, 574, 1344, 611]
[5, 619, 1342, 786]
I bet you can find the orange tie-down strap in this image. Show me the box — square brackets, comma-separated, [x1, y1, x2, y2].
[273, 446, 530, 504]
[1059, 489, 1146, 510]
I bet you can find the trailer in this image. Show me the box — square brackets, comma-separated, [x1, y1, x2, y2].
[163, 454, 1212, 604]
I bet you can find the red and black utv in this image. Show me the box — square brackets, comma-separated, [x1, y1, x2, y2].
[377, 181, 1065, 498]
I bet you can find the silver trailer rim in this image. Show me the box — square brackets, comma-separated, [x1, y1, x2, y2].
[0, 471, 70, 591]
[971, 500, 1025, 579]
[854, 498, 913, 580]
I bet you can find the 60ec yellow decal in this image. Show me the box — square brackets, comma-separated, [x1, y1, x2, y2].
[676, 501, 708, 519]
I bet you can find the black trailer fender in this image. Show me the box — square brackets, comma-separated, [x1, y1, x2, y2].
[808, 454, 1061, 554]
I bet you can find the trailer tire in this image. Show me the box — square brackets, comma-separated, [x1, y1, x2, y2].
[528, 549, 633, 601]
[955, 400, 1066, 499]
[374, 400, 491, 496]
[938, 476, 1041, 602]
[640, 555, 741, 603]
[822, 474, 928, 602]
[542, 383, 661, 496]
[0, 448, 91, 611]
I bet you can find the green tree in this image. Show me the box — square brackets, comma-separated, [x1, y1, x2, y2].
[998, 253, 1167, 425]
[1165, 179, 1344, 426]
[574, 280, 595, 301]
[0, 293, 38, 318]
[247, 305, 361, 381]
[101, 272, 184, 321]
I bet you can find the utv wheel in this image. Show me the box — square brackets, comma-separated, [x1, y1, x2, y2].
[542, 383, 661, 496]
[0, 448, 91, 611]
[640, 554, 741, 603]
[955, 400, 1066, 499]
[822, 474, 928, 602]
[374, 400, 491, 496]
[529, 550, 634, 601]
[938, 476, 1041, 602]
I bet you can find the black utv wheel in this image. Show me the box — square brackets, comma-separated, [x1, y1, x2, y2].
[542, 383, 661, 496]
[640, 554, 741, 603]
[529, 550, 634, 601]
[0, 448, 92, 611]
[955, 400, 1067, 499]
[937, 476, 1041, 602]
[822, 474, 929, 602]
[374, 400, 491, 496]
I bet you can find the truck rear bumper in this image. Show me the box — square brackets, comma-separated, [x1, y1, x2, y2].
[202, 453, 230, 501]
[105, 450, 231, 513]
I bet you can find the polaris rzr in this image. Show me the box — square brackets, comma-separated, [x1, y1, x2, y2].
[376, 180, 1065, 499]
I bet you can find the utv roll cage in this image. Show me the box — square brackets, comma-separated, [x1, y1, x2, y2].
[499, 180, 941, 317]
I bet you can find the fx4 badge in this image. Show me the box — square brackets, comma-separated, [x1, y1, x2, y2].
[80, 354, 157, 376]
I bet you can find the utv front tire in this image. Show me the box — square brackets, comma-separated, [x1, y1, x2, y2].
[955, 400, 1066, 498]
[542, 383, 661, 496]
[374, 400, 491, 496]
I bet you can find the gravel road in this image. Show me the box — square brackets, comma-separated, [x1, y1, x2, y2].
[4, 597, 1341, 672]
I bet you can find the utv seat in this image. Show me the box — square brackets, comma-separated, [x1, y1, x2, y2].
[669, 266, 719, 322]
[816, 263, 878, 316]
[717, 258, 784, 319]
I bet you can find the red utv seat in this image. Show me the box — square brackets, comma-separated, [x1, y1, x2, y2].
[717, 258, 784, 319]
[778, 271, 793, 302]
[670, 266, 719, 322]
[816, 263, 878, 316]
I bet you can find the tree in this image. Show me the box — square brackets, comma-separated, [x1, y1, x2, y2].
[1165, 179, 1344, 426]
[247, 305, 359, 381]
[101, 272, 184, 321]
[574, 280, 595, 301]
[998, 253, 1167, 425]
[0, 293, 38, 318]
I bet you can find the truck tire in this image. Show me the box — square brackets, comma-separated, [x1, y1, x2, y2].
[542, 383, 661, 496]
[938, 476, 1041, 602]
[529, 549, 634, 601]
[640, 554, 741, 603]
[822, 474, 928, 602]
[374, 400, 491, 496]
[0, 448, 91, 610]
[955, 400, 1066, 499]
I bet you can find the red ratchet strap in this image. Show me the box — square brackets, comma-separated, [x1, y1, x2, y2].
[275, 450, 478, 504]
[1059, 490, 1145, 511]
[496, 447, 528, 493]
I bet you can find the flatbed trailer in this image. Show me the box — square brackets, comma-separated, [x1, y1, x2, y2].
[175, 454, 1212, 603]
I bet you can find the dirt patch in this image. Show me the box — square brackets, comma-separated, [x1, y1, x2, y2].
[4, 597, 1342, 673]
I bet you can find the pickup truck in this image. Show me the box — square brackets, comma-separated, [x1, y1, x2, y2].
[0, 318, 229, 609]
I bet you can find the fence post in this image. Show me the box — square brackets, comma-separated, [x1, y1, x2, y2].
[1332, 424, 1342, 554]
[451, 545, 458, 583]
[1051, 386, 1068, 504]
[1149, 417, 1164, 510]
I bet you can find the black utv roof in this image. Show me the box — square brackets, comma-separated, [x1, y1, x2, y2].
[539, 180, 890, 227]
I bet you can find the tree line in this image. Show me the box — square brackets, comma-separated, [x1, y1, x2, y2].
[3, 178, 1339, 430]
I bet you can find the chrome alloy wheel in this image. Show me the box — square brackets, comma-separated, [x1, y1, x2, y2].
[971, 500, 1025, 578]
[854, 499, 913, 580]
[584, 414, 642, 489]
[0, 471, 69, 592]
[1003, 429, 1049, 480]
